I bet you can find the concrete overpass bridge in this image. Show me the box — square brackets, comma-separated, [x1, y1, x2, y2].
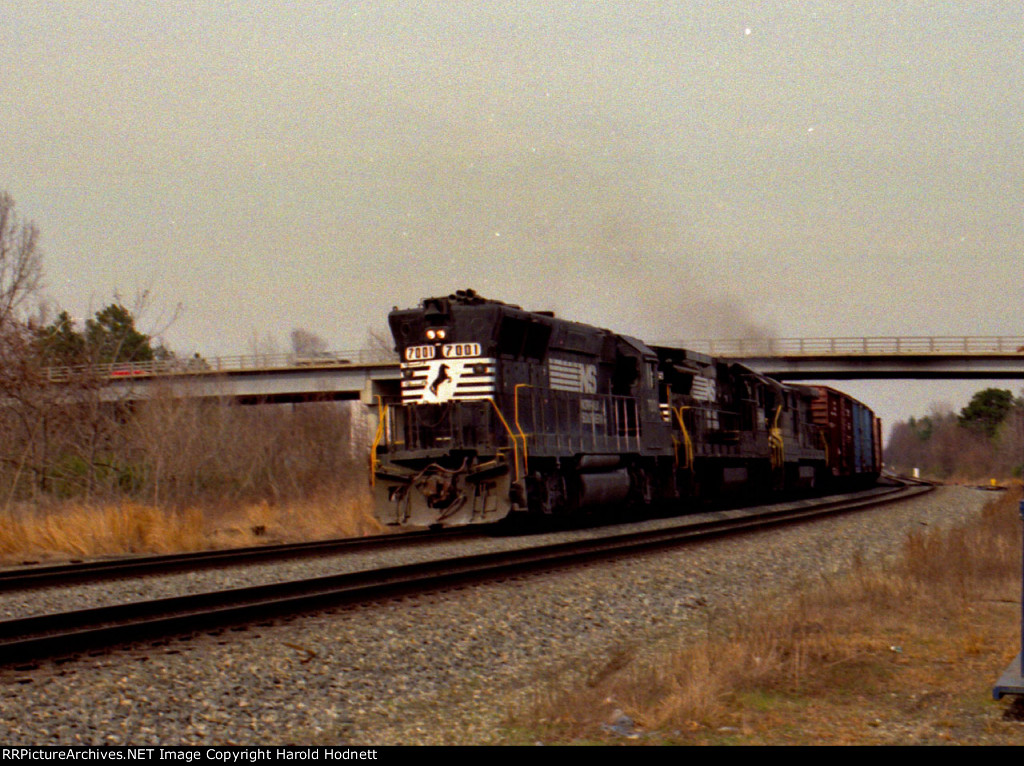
[50, 335, 1024, 406]
[48, 349, 402, 405]
[676, 336, 1024, 380]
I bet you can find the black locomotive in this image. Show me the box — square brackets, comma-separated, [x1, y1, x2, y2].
[372, 289, 880, 527]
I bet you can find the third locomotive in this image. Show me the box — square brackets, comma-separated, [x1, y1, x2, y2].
[372, 290, 881, 527]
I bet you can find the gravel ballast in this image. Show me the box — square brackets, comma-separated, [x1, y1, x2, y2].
[0, 486, 998, 744]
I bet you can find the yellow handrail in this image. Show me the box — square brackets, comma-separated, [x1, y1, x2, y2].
[487, 397, 521, 482]
[671, 406, 694, 471]
[817, 427, 829, 466]
[769, 405, 784, 470]
[513, 384, 532, 474]
[369, 396, 388, 486]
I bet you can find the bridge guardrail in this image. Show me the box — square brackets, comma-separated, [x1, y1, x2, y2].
[671, 336, 1024, 358]
[44, 349, 401, 382]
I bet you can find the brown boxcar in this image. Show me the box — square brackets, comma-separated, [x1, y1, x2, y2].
[810, 386, 882, 484]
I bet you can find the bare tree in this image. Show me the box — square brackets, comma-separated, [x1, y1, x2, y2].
[0, 192, 43, 332]
[0, 193, 119, 503]
[248, 330, 278, 358]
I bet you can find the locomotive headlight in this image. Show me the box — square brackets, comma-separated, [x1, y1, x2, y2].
[436, 329, 446, 339]
[426, 329, 436, 340]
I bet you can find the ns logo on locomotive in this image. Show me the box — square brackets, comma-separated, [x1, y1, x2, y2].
[371, 289, 881, 527]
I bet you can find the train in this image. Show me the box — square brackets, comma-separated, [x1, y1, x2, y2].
[371, 289, 882, 527]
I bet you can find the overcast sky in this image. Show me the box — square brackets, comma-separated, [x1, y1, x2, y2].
[2, 2, 1022, 432]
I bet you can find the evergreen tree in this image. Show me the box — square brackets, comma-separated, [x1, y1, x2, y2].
[958, 388, 1018, 439]
[38, 310, 86, 363]
[37, 304, 165, 365]
[85, 303, 154, 363]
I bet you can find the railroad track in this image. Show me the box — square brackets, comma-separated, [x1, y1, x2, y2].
[0, 526, 479, 591]
[0, 482, 932, 668]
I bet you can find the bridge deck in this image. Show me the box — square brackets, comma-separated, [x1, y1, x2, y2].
[50, 336, 1024, 404]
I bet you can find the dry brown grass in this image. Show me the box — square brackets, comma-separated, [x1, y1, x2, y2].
[520, 490, 1024, 744]
[205, 486, 383, 549]
[0, 502, 207, 560]
[0, 486, 382, 564]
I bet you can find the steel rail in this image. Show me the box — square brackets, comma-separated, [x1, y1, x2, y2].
[0, 527, 478, 592]
[0, 483, 931, 667]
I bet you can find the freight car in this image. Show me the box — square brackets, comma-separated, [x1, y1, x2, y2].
[372, 290, 881, 527]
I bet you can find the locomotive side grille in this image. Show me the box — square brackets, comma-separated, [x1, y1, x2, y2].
[690, 376, 715, 401]
[548, 358, 583, 391]
[400, 357, 497, 404]
[548, 357, 598, 393]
